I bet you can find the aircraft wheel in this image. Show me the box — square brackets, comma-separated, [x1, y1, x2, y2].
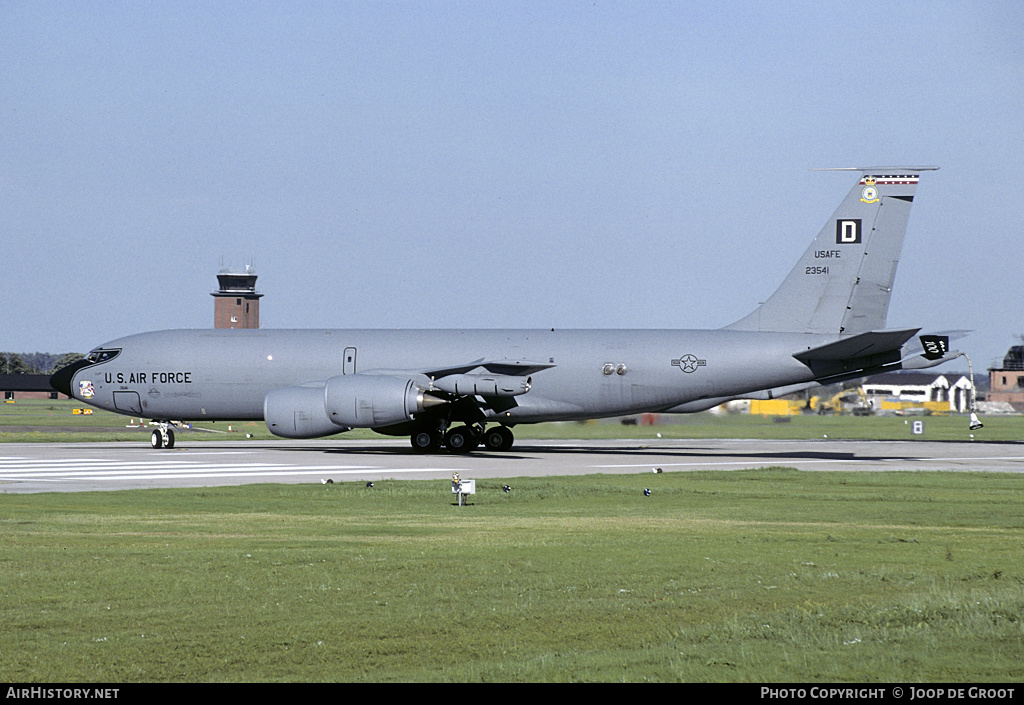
[444, 426, 478, 454]
[164, 428, 175, 449]
[482, 426, 514, 452]
[151, 430, 163, 449]
[410, 429, 442, 453]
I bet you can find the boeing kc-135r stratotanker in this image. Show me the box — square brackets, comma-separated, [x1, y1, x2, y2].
[52, 167, 960, 452]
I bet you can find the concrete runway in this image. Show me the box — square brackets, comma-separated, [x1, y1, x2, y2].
[2, 437, 1024, 493]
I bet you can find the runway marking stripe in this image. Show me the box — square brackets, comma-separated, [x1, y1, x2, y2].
[0, 465, 374, 475]
[1, 468, 453, 482]
[0, 460, 362, 469]
[0, 458, 259, 465]
[0, 456, 466, 483]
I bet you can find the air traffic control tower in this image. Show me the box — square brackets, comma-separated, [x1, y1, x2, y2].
[212, 266, 263, 329]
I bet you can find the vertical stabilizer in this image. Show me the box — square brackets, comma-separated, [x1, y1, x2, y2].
[725, 167, 937, 335]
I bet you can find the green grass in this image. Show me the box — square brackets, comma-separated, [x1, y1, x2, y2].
[2, 471, 1023, 682]
[2, 398, 1021, 442]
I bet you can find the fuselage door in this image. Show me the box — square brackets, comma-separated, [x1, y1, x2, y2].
[113, 391, 143, 415]
[343, 347, 357, 375]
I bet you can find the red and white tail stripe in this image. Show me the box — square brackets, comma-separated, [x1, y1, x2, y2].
[860, 174, 920, 185]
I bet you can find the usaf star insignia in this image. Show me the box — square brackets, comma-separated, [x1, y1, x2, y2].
[671, 354, 706, 373]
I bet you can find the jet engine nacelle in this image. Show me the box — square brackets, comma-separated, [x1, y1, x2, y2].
[430, 374, 531, 397]
[264, 383, 339, 439]
[265, 375, 445, 439]
[325, 373, 443, 428]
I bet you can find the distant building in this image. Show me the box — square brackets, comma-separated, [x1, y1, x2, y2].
[861, 372, 975, 413]
[987, 342, 1024, 411]
[212, 266, 263, 329]
[1, 374, 63, 400]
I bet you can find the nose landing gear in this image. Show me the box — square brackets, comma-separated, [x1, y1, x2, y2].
[149, 422, 176, 449]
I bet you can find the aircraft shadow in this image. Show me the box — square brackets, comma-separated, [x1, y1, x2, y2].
[269, 442, 919, 464]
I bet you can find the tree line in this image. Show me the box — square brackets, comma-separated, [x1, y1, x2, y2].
[1, 352, 83, 376]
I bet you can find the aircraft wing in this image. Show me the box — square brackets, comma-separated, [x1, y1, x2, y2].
[354, 358, 556, 408]
[791, 328, 969, 386]
[793, 328, 920, 363]
[421, 359, 556, 378]
[327, 358, 555, 426]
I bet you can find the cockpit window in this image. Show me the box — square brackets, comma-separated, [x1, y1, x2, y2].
[86, 349, 121, 364]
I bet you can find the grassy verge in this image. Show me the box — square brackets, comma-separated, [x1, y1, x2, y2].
[2, 470, 1022, 682]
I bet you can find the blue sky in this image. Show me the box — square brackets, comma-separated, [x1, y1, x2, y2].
[3, 1, 1022, 371]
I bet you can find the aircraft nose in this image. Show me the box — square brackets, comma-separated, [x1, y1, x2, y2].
[50, 358, 92, 398]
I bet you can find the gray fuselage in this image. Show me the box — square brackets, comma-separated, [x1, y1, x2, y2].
[66, 327, 825, 424]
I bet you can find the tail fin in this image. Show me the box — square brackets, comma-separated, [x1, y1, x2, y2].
[725, 167, 938, 335]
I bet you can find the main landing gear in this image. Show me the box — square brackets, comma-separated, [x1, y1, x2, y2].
[410, 424, 515, 454]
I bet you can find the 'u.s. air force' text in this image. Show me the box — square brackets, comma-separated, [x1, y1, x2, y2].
[104, 372, 192, 384]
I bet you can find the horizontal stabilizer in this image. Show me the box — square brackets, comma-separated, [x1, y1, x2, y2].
[737, 382, 820, 401]
[902, 349, 961, 371]
[900, 330, 971, 358]
[793, 328, 920, 363]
